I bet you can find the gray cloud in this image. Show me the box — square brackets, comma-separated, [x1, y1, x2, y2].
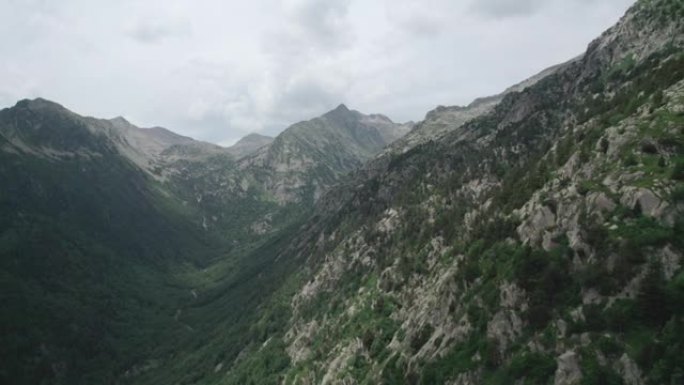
[470, 0, 546, 18]
[0, 0, 636, 145]
[286, 0, 351, 49]
[126, 18, 190, 44]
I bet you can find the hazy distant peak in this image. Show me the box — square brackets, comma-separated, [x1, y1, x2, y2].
[15, 97, 68, 113]
[239, 133, 274, 142]
[108, 116, 139, 131]
[366, 113, 394, 123]
[109, 116, 131, 125]
[323, 103, 356, 120]
[145, 126, 194, 141]
[333, 103, 349, 112]
[227, 132, 274, 159]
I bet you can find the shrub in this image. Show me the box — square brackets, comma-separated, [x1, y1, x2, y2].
[671, 184, 684, 202]
[636, 263, 670, 327]
[604, 299, 637, 332]
[596, 336, 622, 358]
[507, 351, 557, 385]
[411, 324, 434, 353]
[672, 158, 684, 180]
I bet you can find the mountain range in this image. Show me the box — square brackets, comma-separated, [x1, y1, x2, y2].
[1, 0, 683, 384]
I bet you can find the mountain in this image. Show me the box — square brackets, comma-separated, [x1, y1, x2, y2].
[148, 104, 410, 249]
[216, 1, 684, 384]
[384, 58, 576, 156]
[0, 98, 409, 384]
[0, 98, 222, 384]
[2, 0, 684, 384]
[227, 133, 274, 159]
[239, 104, 412, 203]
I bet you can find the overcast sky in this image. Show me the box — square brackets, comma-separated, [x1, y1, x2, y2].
[0, 0, 635, 145]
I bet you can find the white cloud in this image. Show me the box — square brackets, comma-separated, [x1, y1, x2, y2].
[470, 0, 546, 18]
[126, 18, 191, 44]
[0, 0, 636, 145]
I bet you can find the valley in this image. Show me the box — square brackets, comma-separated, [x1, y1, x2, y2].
[1, 0, 683, 384]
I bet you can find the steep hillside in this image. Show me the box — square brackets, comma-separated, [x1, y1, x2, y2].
[384, 58, 576, 157]
[0, 99, 222, 384]
[239, 104, 411, 204]
[2, 1, 682, 385]
[218, 1, 684, 384]
[155, 104, 409, 247]
[0, 98, 410, 384]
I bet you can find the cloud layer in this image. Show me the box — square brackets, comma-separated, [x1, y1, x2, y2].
[0, 0, 635, 145]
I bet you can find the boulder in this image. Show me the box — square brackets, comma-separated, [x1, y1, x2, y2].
[555, 350, 582, 385]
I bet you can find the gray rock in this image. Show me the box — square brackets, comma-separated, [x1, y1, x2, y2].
[487, 310, 523, 352]
[555, 351, 582, 385]
[620, 187, 665, 218]
[617, 353, 644, 385]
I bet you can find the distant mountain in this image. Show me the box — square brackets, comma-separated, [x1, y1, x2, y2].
[227, 133, 273, 159]
[0, 98, 410, 384]
[240, 104, 411, 203]
[4, 1, 681, 384]
[0, 98, 220, 384]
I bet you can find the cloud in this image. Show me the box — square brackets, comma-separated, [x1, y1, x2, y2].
[222, 0, 356, 134]
[126, 18, 190, 44]
[384, 0, 459, 37]
[469, 0, 547, 18]
[154, 0, 357, 143]
[281, 0, 352, 49]
[0, 0, 636, 145]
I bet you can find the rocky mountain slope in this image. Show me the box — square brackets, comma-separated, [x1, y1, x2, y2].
[239, 104, 411, 204]
[227, 133, 274, 159]
[0, 97, 408, 384]
[213, 1, 684, 384]
[2, 0, 683, 384]
[384, 58, 576, 157]
[154, 104, 410, 247]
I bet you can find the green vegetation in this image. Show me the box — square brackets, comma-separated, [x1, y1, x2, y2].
[2, 1, 684, 384]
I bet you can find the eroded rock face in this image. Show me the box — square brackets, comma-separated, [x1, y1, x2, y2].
[487, 310, 523, 353]
[659, 245, 682, 280]
[517, 204, 557, 246]
[320, 339, 365, 385]
[620, 187, 666, 219]
[286, 320, 319, 364]
[587, 192, 617, 214]
[263, 3, 684, 384]
[555, 351, 582, 385]
[499, 282, 527, 309]
[617, 353, 644, 385]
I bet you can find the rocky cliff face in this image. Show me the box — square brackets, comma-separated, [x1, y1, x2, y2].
[2, 1, 683, 385]
[217, 1, 684, 384]
[238, 104, 411, 204]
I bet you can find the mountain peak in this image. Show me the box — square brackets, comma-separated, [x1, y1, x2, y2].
[15, 97, 67, 112]
[109, 116, 130, 125]
[323, 103, 356, 121]
[227, 132, 274, 158]
[334, 103, 349, 112]
[239, 133, 273, 142]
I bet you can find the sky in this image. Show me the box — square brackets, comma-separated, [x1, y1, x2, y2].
[0, 0, 635, 146]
